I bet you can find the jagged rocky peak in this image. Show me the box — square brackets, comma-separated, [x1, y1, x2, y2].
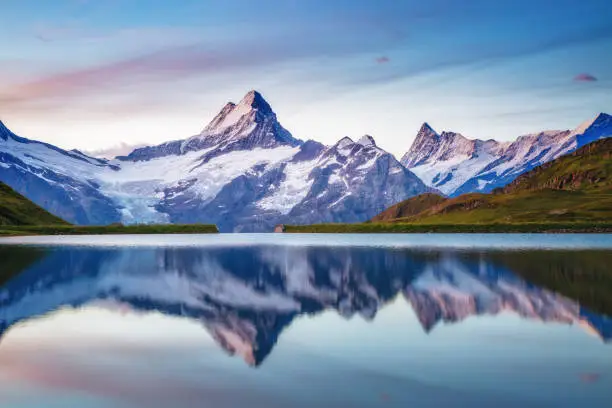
[401, 123, 452, 167]
[121, 90, 301, 162]
[336, 136, 354, 148]
[418, 122, 439, 140]
[400, 122, 439, 167]
[573, 112, 611, 134]
[0, 119, 13, 140]
[436, 131, 475, 160]
[202, 90, 275, 134]
[594, 112, 612, 124]
[330, 136, 359, 157]
[573, 112, 612, 147]
[184, 89, 300, 151]
[241, 89, 274, 114]
[402, 121, 490, 168]
[357, 134, 377, 147]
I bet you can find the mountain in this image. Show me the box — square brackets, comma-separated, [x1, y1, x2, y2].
[0, 182, 67, 226]
[401, 113, 612, 196]
[0, 91, 430, 231]
[120, 90, 301, 162]
[0, 246, 610, 367]
[377, 138, 612, 225]
[0, 121, 121, 224]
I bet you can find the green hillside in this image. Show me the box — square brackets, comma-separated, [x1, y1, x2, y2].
[397, 138, 611, 225]
[0, 182, 68, 226]
[371, 193, 446, 222]
[287, 138, 612, 232]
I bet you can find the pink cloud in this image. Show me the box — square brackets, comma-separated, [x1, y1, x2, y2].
[376, 56, 390, 64]
[0, 45, 243, 113]
[574, 73, 597, 82]
[579, 372, 602, 383]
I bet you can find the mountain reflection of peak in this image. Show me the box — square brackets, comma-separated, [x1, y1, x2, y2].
[0, 247, 610, 366]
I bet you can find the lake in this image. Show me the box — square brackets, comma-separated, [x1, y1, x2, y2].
[0, 234, 611, 408]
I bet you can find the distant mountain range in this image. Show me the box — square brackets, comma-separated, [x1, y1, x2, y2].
[373, 137, 612, 226]
[0, 90, 610, 230]
[401, 113, 612, 196]
[1, 246, 610, 367]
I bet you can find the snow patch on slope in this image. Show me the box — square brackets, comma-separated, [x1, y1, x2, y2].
[258, 157, 318, 215]
[410, 151, 498, 195]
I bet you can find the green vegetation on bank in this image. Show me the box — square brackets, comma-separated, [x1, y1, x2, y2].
[370, 193, 447, 222]
[285, 222, 612, 233]
[288, 138, 612, 233]
[0, 223, 218, 237]
[0, 182, 68, 226]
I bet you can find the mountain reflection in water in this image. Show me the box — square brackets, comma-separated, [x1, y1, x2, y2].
[0, 246, 610, 367]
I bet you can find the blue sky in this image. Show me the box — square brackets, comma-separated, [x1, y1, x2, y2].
[0, 0, 610, 155]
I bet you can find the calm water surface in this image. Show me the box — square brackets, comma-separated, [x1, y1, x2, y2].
[0, 234, 611, 408]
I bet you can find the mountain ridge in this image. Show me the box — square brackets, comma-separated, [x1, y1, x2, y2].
[0, 91, 430, 231]
[375, 138, 612, 226]
[401, 113, 611, 196]
[1, 90, 609, 231]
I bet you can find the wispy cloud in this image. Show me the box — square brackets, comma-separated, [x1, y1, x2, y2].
[1, 0, 611, 149]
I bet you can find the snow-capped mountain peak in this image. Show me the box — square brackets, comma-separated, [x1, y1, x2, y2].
[572, 112, 612, 147]
[336, 136, 354, 149]
[0, 120, 11, 140]
[357, 134, 377, 147]
[202, 90, 274, 135]
[400, 122, 479, 170]
[240, 89, 274, 114]
[118, 90, 301, 162]
[180, 90, 300, 154]
[419, 122, 437, 136]
[400, 122, 441, 167]
[572, 112, 609, 135]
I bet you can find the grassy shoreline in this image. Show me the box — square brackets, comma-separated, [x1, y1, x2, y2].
[0, 223, 218, 237]
[285, 222, 612, 233]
